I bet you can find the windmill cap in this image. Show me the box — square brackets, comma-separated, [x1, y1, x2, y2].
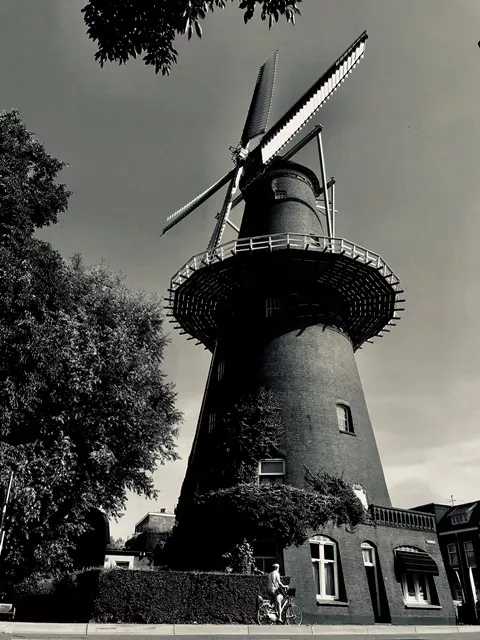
[241, 159, 321, 197]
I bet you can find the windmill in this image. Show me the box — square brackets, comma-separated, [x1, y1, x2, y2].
[161, 31, 369, 248]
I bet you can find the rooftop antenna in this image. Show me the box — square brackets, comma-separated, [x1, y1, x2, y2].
[161, 32, 369, 248]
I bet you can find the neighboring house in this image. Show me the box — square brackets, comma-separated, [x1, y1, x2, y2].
[104, 548, 144, 569]
[125, 509, 175, 555]
[413, 501, 480, 624]
[133, 509, 175, 535]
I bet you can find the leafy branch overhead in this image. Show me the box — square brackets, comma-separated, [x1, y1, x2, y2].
[81, 0, 302, 75]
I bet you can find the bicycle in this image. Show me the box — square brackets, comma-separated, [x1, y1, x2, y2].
[257, 586, 303, 625]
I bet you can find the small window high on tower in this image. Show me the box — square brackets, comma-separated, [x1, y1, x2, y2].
[266, 298, 283, 318]
[336, 403, 354, 433]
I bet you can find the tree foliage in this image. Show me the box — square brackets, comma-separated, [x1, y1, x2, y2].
[0, 110, 181, 581]
[81, 0, 303, 76]
[0, 110, 70, 238]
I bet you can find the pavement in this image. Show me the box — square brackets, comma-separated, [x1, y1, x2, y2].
[0, 623, 480, 640]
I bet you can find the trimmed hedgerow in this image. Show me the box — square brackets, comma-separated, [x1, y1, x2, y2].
[8, 569, 271, 623]
[90, 569, 269, 624]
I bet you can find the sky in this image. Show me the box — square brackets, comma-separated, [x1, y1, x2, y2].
[2, 0, 480, 540]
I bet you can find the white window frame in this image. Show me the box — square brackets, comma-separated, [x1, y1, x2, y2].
[336, 403, 353, 433]
[396, 547, 433, 605]
[217, 360, 225, 381]
[309, 535, 339, 601]
[447, 542, 459, 567]
[402, 572, 432, 605]
[258, 459, 285, 485]
[361, 542, 375, 567]
[464, 541, 476, 568]
[208, 412, 216, 433]
[266, 297, 283, 318]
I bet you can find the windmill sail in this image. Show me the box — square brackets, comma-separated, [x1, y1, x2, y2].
[259, 32, 368, 165]
[240, 50, 278, 145]
[207, 51, 278, 250]
[161, 169, 235, 235]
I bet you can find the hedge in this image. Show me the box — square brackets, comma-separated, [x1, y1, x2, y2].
[11, 569, 273, 624]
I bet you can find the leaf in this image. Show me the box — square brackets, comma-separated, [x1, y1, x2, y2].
[194, 20, 203, 38]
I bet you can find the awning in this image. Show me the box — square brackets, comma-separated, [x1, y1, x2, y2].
[395, 551, 439, 576]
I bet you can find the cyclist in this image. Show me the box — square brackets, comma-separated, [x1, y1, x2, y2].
[267, 563, 287, 620]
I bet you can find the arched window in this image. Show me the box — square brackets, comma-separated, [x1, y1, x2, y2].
[394, 546, 439, 606]
[336, 403, 354, 433]
[352, 484, 368, 510]
[309, 535, 339, 601]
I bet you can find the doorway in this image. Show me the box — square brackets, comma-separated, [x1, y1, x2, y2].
[361, 541, 391, 623]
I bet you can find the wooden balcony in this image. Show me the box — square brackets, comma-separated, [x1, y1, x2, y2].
[369, 505, 436, 532]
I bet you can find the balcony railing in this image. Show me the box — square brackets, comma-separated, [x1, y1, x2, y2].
[170, 233, 402, 294]
[369, 505, 436, 532]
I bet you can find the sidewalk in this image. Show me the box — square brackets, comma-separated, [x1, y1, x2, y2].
[0, 623, 478, 636]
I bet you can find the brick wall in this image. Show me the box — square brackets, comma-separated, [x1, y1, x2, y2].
[285, 523, 456, 625]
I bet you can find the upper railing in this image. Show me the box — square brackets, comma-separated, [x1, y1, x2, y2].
[170, 233, 402, 294]
[369, 505, 436, 532]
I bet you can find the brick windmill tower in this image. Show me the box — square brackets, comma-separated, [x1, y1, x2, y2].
[163, 34, 455, 626]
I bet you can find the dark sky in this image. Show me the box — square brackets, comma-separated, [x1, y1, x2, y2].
[2, 0, 480, 539]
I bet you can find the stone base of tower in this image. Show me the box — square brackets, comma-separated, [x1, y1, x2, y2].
[283, 516, 456, 625]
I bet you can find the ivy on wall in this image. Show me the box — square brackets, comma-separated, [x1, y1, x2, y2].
[167, 387, 365, 571]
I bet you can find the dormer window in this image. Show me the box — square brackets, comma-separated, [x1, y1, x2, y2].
[258, 459, 285, 485]
[450, 503, 476, 526]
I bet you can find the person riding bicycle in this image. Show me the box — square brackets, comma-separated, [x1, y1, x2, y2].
[267, 563, 287, 619]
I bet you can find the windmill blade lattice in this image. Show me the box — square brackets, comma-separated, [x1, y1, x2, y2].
[258, 31, 368, 165]
[162, 169, 235, 235]
[207, 50, 278, 250]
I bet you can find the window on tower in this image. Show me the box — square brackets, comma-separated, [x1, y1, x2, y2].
[208, 412, 216, 433]
[336, 403, 354, 433]
[217, 360, 225, 381]
[265, 298, 283, 318]
[309, 535, 340, 601]
[258, 459, 285, 485]
[274, 190, 287, 200]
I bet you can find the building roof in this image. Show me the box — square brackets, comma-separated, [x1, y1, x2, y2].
[414, 501, 480, 534]
[134, 511, 174, 529]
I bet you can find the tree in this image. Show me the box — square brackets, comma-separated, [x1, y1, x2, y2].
[109, 537, 125, 550]
[0, 110, 182, 581]
[81, 0, 303, 76]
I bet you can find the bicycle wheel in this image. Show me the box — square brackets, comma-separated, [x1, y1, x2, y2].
[285, 603, 303, 625]
[258, 602, 276, 625]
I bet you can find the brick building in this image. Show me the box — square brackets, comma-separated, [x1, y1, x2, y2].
[125, 509, 175, 558]
[413, 501, 480, 624]
[169, 160, 455, 625]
